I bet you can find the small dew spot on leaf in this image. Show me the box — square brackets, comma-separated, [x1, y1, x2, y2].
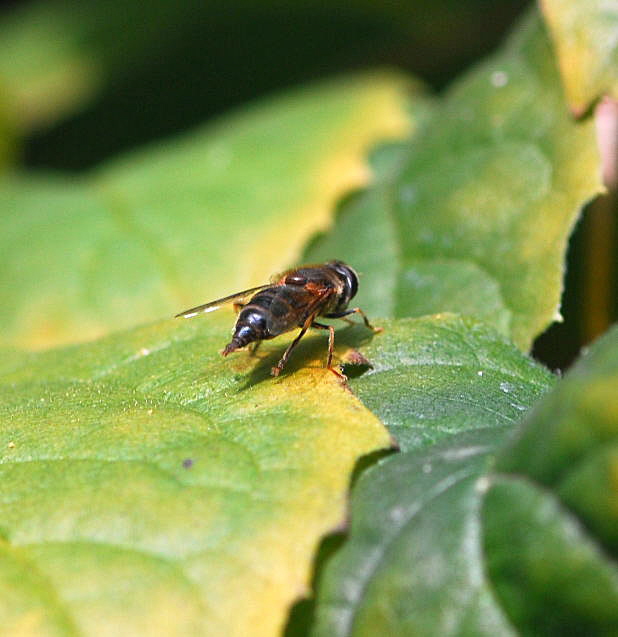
[490, 70, 509, 87]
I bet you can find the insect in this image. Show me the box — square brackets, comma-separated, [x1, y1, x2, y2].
[175, 260, 380, 377]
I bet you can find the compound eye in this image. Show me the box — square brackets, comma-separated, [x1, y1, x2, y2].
[347, 268, 358, 299]
[285, 274, 307, 286]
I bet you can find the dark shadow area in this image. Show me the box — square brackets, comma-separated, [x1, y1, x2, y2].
[17, 0, 530, 171]
[340, 360, 372, 380]
[533, 193, 618, 372]
[283, 530, 346, 637]
[532, 215, 587, 372]
[239, 322, 379, 390]
[350, 446, 399, 488]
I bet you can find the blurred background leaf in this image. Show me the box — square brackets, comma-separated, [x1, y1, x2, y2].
[540, 0, 618, 115]
[304, 11, 602, 351]
[0, 72, 415, 349]
[535, 0, 618, 369]
[0, 0, 526, 164]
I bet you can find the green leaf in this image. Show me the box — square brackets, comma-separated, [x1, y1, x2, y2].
[312, 323, 618, 637]
[484, 325, 618, 633]
[492, 323, 618, 554]
[0, 312, 390, 637]
[0, 0, 106, 132]
[0, 94, 15, 172]
[483, 478, 618, 636]
[343, 315, 554, 451]
[311, 315, 552, 637]
[304, 9, 603, 350]
[0, 71, 415, 349]
[540, 0, 618, 114]
[313, 430, 511, 637]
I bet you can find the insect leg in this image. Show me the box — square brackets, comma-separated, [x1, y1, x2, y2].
[311, 321, 336, 368]
[271, 325, 311, 376]
[250, 340, 262, 355]
[325, 307, 382, 332]
[233, 302, 245, 313]
[312, 321, 348, 380]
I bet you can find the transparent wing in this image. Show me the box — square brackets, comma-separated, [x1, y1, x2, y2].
[174, 284, 272, 319]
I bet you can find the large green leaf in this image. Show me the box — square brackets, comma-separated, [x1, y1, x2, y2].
[0, 311, 390, 637]
[311, 324, 618, 637]
[304, 9, 602, 351]
[0, 71, 414, 349]
[540, 0, 618, 115]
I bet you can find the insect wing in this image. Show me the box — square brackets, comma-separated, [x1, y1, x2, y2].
[175, 284, 272, 318]
[264, 284, 334, 333]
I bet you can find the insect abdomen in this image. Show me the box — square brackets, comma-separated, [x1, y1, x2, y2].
[221, 307, 268, 355]
[221, 285, 307, 356]
[221, 289, 278, 355]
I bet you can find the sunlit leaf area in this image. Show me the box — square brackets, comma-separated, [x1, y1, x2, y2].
[1, 1, 617, 635]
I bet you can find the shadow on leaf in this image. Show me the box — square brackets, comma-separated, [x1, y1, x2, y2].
[238, 322, 380, 389]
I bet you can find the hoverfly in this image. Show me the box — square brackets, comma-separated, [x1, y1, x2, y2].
[175, 260, 380, 377]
